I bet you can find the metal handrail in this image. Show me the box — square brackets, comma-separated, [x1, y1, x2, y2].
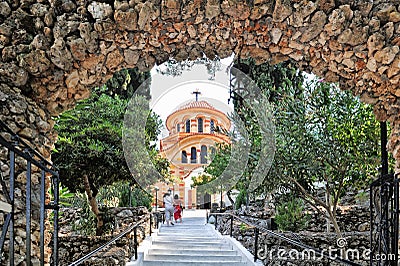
[0, 120, 60, 266]
[153, 210, 165, 229]
[0, 120, 58, 171]
[208, 212, 362, 266]
[68, 213, 154, 266]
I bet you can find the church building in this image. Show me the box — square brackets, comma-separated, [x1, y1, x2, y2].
[158, 91, 231, 209]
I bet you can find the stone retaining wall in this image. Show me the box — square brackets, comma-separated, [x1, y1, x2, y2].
[236, 203, 370, 232]
[0, 86, 57, 265]
[57, 206, 151, 265]
[305, 205, 370, 232]
[217, 215, 370, 266]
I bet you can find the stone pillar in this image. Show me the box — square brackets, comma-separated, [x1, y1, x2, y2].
[388, 118, 400, 178]
[0, 85, 57, 265]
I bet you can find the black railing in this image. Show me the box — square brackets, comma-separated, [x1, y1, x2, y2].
[370, 173, 399, 266]
[369, 121, 399, 266]
[153, 210, 165, 229]
[68, 212, 156, 265]
[0, 120, 60, 265]
[207, 212, 362, 266]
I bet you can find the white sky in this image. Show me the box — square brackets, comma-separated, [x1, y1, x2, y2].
[150, 56, 234, 138]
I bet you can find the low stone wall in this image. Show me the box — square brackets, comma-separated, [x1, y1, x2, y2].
[305, 205, 370, 232]
[57, 206, 151, 265]
[215, 204, 371, 266]
[217, 216, 370, 266]
[236, 202, 370, 232]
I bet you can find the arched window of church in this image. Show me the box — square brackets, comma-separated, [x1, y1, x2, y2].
[210, 119, 215, 133]
[198, 118, 203, 133]
[176, 123, 180, 133]
[181, 151, 187, 163]
[200, 145, 207, 164]
[190, 147, 197, 163]
[186, 119, 190, 133]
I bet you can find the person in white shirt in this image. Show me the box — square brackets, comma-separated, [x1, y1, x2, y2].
[163, 192, 174, 226]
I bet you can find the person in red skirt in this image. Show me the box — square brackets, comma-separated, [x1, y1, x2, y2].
[173, 194, 183, 223]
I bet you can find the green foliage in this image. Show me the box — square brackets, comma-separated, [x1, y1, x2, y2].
[156, 56, 222, 80]
[203, 143, 231, 178]
[97, 182, 152, 209]
[49, 183, 75, 207]
[230, 59, 305, 194]
[62, 182, 153, 236]
[52, 68, 169, 235]
[104, 68, 151, 100]
[192, 174, 215, 188]
[274, 196, 310, 232]
[205, 59, 382, 235]
[126, 187, 152, 209]
[235, 189, 247, 210]
[53, 88, 132, 192]
[239, 222, 249, 232]
[267, 76, 381, 235]
[53, 85, 168, 194]
[69, 192, 97, 236]
[270, 78, 381, 192]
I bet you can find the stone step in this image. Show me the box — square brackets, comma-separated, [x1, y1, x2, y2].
[150, 243, 233, 250]
[148, 248, 238, 256]
[159, 229, 207, 233]
[145, 254, 243, 262]
[154, 236, 221, 241]
[134, 211, 255, 266]
[158, 231, 211, 235]
[159, 227, 208, 231]
[156, 232, 214, 236]
[157, 231, 213, 236]
[142, 260, 247, 266]
[152, 239, 223, 245]
[160, 224, 205, 227]
[151, 239, 228, 247]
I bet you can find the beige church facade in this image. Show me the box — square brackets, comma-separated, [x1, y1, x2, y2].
[156, 98, 231, 209]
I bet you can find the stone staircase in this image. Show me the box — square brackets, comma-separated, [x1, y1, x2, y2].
[129, 210, 256, 266]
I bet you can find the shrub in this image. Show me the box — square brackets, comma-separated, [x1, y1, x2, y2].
[235, 189, 247, 210]
[274, 196, 309, 232]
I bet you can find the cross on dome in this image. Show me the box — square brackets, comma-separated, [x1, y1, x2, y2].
[191, 89, 202, 102]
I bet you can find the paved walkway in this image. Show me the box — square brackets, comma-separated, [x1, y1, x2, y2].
[168, 208, 208, 222]
[146, 209, 242, 265]
[130, 209, 256, 266]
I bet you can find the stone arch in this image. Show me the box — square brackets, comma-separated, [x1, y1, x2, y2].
[1, 0, 400, 263]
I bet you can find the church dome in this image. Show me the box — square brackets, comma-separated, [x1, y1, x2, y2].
[174, 100, 217, 112]
[165, 100, 230, 132]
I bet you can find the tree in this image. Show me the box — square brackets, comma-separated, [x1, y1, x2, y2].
[228, 59, 304, 203]
[156, 56, 222, 80]
[193, 59, 304, 209]
[207, 58, 382, 237]
[192, 143, 233, 203]
[273, 79, 380, 236]
[53, 69, 169, 235]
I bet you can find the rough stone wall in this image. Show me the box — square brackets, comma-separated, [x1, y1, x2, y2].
[217, 215, 370, 266]
[304, 205, 370, 232]
[57, 207, 150, 265]
[0, 0, 400, 263]
[0, 86, 57, 264]
[236, 204, 370, 232]
[1, 0, 398, 116]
